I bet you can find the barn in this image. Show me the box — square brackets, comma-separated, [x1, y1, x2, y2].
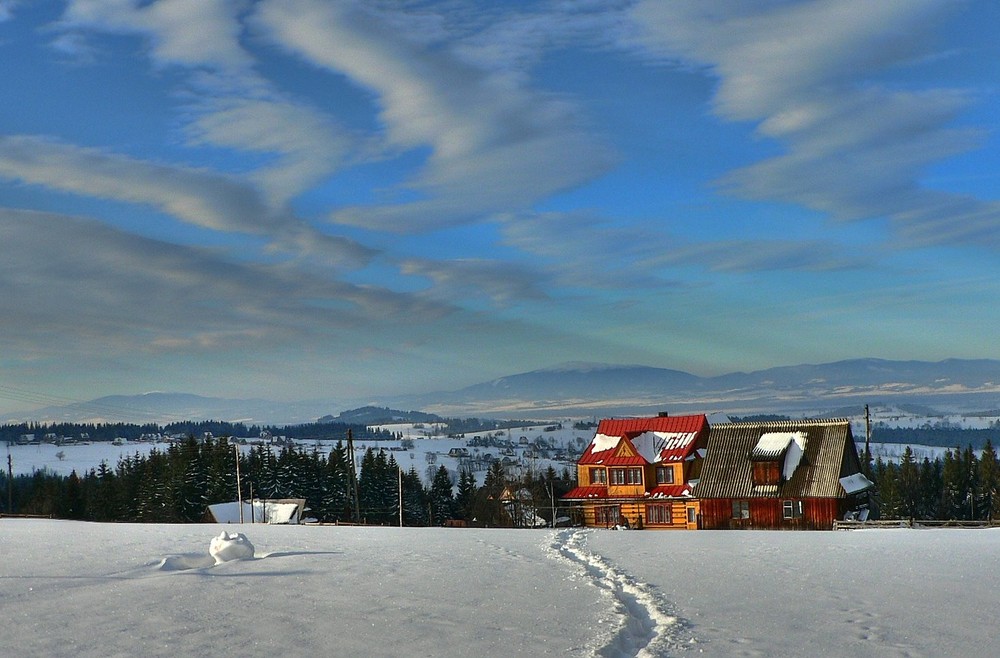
[694, 419, 874, 530]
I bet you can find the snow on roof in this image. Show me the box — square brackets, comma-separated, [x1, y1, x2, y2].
[630, 431, 696, 463]
[209, 499, 303, 524]
[752, 431, 808, 480]
[590, 433, 621, 454]
[839, 473, 875, 495]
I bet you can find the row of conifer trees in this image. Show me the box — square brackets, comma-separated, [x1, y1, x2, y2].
[866, 440, 1000, 521]
[2, 435, 574, 526]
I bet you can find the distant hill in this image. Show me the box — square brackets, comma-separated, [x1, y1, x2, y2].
[317, 406, 444, 425]
[389, 358, 1000, 418]
[6, 358, 1000, 425]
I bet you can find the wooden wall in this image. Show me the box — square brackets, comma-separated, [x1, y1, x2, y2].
[700, 498, 843, 530]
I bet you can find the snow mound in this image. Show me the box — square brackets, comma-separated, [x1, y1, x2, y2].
[209, 532, 255, 563]
[158, 554, 216, 571]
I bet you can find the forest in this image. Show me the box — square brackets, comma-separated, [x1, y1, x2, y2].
[0, 435, 575, 527]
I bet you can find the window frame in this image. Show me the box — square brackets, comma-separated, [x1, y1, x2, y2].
[609, 467, 643, 485]
[732, 499, 750, 520]
[589, 467, 607, 485]
[656, 465, 675, 484]
[646, 503, 673, 525]
[782, 499, 804, 520]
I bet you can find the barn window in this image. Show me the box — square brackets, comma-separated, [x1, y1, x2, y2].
[656, 466, 674, 484]
[732, 500, 750, 519]
[783, 500, 804, 519]
[590, 467, 607, 485]
[646, 503, 673, 524]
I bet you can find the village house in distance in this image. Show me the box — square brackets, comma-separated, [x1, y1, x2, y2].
[563, 414, 874, 530]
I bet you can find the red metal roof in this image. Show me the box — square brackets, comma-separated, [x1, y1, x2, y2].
[562, 486, 609, 500]
[578, 414, 708, 465]
[646, 485, 693, 498]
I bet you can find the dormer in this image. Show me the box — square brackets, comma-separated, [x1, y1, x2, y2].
[750, 431, 807, 491]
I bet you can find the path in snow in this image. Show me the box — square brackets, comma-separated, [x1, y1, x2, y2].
[546, 529, 693, 657]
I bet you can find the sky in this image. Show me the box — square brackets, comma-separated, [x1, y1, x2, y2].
[4, 520, 1000, 657]
[2, 1, 1000, 414]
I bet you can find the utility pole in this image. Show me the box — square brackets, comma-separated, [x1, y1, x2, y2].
[398, 467, 404, 527]
[347, 429, 360, 522]
[235, 442, 243, 523]
[864, 404, 872, 474]
[7, 451, 12, 515]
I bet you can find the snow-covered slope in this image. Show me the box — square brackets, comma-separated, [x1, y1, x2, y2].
[1, 519, 997, 657]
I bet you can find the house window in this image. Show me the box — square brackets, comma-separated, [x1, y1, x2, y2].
[609, 467, 643, 485]
[590, 467, 607, 485]
[783, 500, 804, 519]
[596, 505, 620, 527]
[646, 503, 673, 524]
[732, 500, 750, 519]
[656, 466, 675, 484]
[687, 507, 697, 524]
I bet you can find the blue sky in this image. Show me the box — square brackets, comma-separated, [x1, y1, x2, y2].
[1, 0, 999, 414]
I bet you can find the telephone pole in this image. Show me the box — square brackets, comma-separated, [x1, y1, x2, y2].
[347, 429, 360, 522]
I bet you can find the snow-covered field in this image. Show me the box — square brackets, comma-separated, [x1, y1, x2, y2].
[2, 520, 997, 657]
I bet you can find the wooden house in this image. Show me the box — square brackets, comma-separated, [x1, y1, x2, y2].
[694, 419, 874, 530]
[562, 413, 709, 529]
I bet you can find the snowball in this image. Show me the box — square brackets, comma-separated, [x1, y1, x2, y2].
[209, 531, 255, 563]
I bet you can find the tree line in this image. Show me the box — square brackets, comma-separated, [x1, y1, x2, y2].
[866, 440, 1000, 521]
[1, 435, 575, 526]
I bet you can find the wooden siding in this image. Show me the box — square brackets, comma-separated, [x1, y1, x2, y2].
[700, 497, 844, 530]
[577, 499, 701, 530]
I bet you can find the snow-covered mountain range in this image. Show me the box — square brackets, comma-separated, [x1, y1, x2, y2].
[5, 358, 1000, 425]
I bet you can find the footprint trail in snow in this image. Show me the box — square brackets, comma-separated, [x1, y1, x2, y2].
[546, 529, 694, 657]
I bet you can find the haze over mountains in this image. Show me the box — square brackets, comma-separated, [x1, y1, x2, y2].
[5, 358, 1000, 426]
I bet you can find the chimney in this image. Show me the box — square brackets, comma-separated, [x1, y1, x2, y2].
[657, 411, 669, 418]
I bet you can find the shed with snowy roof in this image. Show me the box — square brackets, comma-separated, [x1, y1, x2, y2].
[562, 413, 709, 529]
[694, 419, 873, 530]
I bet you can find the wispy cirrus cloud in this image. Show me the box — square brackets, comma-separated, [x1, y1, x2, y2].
[60, 0, 253, 72]
[0, 136, 373, 268]
[400, 257, 550, 306]
[254, 0, 613, 233]
[628, 0, 1000, 250]
[57, 0, 354, 208]
[0, 207, 444, 354]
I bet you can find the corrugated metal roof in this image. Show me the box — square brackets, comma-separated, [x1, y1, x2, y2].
[562, 486, 609, 500]
[579, 415, 707, 465]
[693, 419, 861, 499]
[646, 484, 693, 498]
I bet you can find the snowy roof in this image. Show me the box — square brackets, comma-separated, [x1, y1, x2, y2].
[208, 499, 305, 524]
[752, 431, 808, 480]
[578, 415, 708, 465]
[839, 473, 875, 495]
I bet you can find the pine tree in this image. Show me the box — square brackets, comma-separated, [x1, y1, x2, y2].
[976, 440, 999, 521]
[428, 465, 455, 524]
[455, 467, 476, 521]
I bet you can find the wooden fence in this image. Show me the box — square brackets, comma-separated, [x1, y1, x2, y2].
[834, 518, 1000, 530]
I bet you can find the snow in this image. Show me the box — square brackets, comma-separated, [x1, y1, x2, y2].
[591, 432, 621, 454]
[753, 431, 807, 480]
[630, 432, 695, 464]
[209, 531, 255, 563]
[839, 473, 875, 496]
[208, 500, 303, 524]
[2, 520, 998, 657]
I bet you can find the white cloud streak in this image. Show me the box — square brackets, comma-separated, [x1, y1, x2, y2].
[0, 136, 374, 268]
[254, 0, 613, 232]
[629, 0, 1000, 250]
